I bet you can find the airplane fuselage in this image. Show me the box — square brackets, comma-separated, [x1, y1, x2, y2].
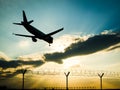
[23, 23, 53, 43]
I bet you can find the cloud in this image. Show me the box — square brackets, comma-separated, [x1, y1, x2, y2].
[49, 34, 80, 52]
[106, 43, 120, 51]
[108, 45, 120, 51]
[17, 53, 45, 61]
[0, 59, 44, 69]
[0, 59, 44, 78]
[0, 69, 22, 79]
[100, 30, 113, 35]
[0, 52, 11, 61]
[0, 51, 45, 78]
[44, 33, 120, 63]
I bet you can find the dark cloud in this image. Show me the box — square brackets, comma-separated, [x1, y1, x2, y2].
[0, 59, 44, 78]
[107, 45, 120, 51]
[0, 60, 20, 69]
[0, 60, 44, 69]
[0, 69, 21, 79]
[44, 34, 120, 63]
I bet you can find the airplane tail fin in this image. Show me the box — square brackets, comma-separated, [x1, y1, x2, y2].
[23, 10, 27, 23]
[13, 10, 34, 25]
[23, 10, 34, 24]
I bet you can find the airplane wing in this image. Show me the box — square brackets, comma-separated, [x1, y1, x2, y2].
[13, 33, 34, 37]
[46, 28, 64, 36]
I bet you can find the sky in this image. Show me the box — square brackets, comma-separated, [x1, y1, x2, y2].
[0, 0, 120, 89]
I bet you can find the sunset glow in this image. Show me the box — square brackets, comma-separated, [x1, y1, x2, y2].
[0, 0, 120, 89]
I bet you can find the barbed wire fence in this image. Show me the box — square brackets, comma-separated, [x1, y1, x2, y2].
[0, 67, 120, 89]
[25, 68, 120, 77]
[27, 68, 120, 89]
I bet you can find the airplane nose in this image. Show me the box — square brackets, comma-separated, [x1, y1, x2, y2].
[44, 36, 53, 44]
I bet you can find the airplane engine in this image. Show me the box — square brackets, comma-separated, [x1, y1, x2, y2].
[32, 37, 37, 42]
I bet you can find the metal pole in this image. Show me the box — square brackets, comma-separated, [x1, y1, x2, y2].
[98, 73, 104, 90]
[66, 76, 68, 90]
[100, 77, 102, 90]
[64, 72, 70, 90]
[22, 69, 27, 90]
[22, 73, 24, 90]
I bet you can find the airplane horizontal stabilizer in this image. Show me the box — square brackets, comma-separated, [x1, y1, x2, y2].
[13, 23, 22, 25]
[28, 20, 34, 24]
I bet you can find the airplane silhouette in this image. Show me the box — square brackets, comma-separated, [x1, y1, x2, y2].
[13, 10, 63, 46]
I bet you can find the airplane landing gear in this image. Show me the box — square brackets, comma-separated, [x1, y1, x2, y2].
[49, 43, 51, 46]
